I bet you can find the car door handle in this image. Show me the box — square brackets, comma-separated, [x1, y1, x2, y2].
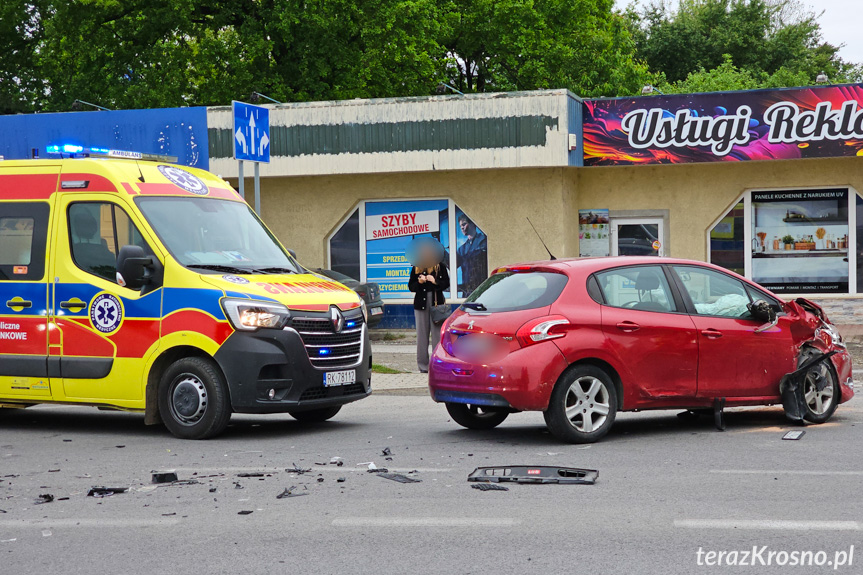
[616, 321, 641, 332]
[701, 328, 723, 339]
[60, 300, 86, 310]
[6, 299, 32, 309]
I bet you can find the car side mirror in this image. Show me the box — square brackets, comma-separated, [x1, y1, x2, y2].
[748, 299, 778, 332]
[116, 245, 155, 291]
[288, 249, 297, 259]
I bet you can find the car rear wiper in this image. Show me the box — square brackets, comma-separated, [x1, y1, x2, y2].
[187, 264, 250, 274]
[462, 302, 487, 311]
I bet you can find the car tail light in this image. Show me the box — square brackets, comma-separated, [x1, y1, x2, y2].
[356, 290, 367, 299]
[516, 315, 571, 348]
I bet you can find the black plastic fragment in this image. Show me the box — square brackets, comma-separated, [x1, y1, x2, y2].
[337, 477, 346, 483]
[238, 510, 253, 515]
[151, 472, 179, 484]
[87, 486, 128, 497]
[472, 483, 509, 491]
[367, 468, 389, 474]
[382, 447, 392, 456]
[468, 466, 598, 485]
[286, 464, 311, 474]
[780, 350, 837, 422]
[34, 494, 54, 504]
[237, 472, 265, 478]
[783, 430, 806, 440]
[714, 397, 726, 431]
[377, 473, 421, 483]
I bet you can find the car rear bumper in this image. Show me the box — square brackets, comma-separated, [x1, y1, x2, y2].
[213, 327, 372, 414]
[428, 341, 568, 411]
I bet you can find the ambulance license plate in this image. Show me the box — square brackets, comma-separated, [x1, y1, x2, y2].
[324, 370, 356, 387]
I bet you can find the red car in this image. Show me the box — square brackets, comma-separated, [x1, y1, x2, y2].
[430, 257, 854, 443]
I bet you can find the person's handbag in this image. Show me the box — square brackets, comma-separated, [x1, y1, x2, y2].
[430, 303, 450, 324]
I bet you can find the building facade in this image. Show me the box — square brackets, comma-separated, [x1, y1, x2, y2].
[3, 86, 862, 327]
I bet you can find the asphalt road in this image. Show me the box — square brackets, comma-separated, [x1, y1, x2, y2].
[1, 392, 861, 574]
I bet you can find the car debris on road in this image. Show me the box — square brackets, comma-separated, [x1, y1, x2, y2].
[468, 466, 598, 485]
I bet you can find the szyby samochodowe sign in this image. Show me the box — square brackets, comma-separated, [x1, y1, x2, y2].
[583, 84, 863, 166]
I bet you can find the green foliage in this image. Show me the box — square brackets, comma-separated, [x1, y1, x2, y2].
[1, 0, 649, 112]
[628, 0, 862, 92]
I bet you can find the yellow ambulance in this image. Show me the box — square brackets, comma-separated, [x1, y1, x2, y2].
[0, 155, 371, 438]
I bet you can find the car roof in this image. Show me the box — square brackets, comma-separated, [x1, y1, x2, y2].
[497, 257, 738, 274]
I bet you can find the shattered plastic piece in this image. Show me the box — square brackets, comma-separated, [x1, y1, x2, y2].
[337, 477, 346, 483]
[316, 476, 325, 483]
[209, 487, 217, 493]
[382, 448, 392, 456]
[0, 509, 6, 514]
[781, 350, 837, 422]
[367, 468, 389, 474]
[34, 493, 54, 505]
[472, 483, 509, 491]
[48, 469, 60, 473]
[783, 430, 806, 440]
[234, 482, 244, 489]
[468, 466, 598, 485]
[237, 472, 265, 478]
[276, 487, 308, 499]
[161, 513, 176, 516]
[238, 510, 253, 515]
[41, 530, 52, 537]
[377, 473, 421, 483]
[714, 398, 726, 431]
[286, 464, 311, 474]
[151, 471, 179, 484]
[87, 486, 128, 498]
[329, 456, 342, 465]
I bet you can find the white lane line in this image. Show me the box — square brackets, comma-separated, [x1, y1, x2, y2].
[711, 470, 863, 476]
[333, 517, 520, 527]
[168, 467, 453, 474]
[0, 518, 180, 528]
[675, 519, 860, 531]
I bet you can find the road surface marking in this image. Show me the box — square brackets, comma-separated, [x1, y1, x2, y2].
[674, 519, 860, 531]
[333, 517, 520, 527]
[0, 518, 180, 528]
[711, 469, 863, 476]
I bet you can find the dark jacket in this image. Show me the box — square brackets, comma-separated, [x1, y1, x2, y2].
[408, 264, 450, 310]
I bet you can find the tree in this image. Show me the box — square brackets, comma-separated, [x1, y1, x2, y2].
[627, 0, 862, 91]
[0, 0, 46, 114]
[441, 0, 650, 97]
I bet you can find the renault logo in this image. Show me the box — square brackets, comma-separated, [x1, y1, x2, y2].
[330, 307, 345, 333]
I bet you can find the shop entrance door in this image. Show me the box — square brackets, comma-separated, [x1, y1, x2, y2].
[610, 218, 664, 257]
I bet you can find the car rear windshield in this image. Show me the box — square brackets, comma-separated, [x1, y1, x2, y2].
[463, 271, 568, 312]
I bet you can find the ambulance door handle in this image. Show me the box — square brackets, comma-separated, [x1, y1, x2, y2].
[60, 300, 86, 310]
[6, 299, 32, 309]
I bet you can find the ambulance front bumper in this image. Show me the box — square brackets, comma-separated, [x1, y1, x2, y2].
[213, 325, 372, 414]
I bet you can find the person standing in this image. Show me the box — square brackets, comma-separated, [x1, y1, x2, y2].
[409, 259, 450, 373]
[456, 214, 488, 296]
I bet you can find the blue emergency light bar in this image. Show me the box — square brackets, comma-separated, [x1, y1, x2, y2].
[45, 145, 177, 163]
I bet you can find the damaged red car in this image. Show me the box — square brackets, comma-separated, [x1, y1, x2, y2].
[430, 258, 853, 443]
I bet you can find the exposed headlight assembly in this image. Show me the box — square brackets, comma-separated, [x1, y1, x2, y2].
[222, 299, 290, 331]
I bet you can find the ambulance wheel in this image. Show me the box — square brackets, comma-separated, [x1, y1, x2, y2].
[159, 357, 231, 439]
[288, 406, 342, 423]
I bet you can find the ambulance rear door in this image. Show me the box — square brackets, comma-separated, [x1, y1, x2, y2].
[0, 167, 57, 399]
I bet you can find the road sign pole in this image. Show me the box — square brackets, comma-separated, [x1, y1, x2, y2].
[238, 160, 245, 200]
[254, 161, 261, 216]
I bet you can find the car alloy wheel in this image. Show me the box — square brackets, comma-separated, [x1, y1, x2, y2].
[803, 365, 835, 416]
[564, 375, 611, 433]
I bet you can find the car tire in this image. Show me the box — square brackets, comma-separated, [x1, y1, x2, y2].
[544, 365, 618, 443]
[158, 356, 232, 440]
[445, 403, 509, 430]
[799, 348, 840, 424]
[288, 406, 342, 422]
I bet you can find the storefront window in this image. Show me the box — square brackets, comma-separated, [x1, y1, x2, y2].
[327, 200, 489, 300]
[709, 201, 744, 275]
[751, 189, 849, 294]
[329, 209, 360, 280]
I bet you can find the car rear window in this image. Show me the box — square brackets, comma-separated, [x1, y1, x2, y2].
[463, 271, 568, 312]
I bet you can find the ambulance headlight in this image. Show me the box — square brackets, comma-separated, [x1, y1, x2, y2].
[222, 299, 290, 331]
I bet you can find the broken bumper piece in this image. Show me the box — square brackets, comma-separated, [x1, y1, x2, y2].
[468, 465, 598, 485]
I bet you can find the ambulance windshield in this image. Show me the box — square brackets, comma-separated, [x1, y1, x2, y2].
[136, 197, 301, 274]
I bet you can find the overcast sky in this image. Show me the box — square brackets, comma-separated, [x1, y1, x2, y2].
[619, 0, 862, 66]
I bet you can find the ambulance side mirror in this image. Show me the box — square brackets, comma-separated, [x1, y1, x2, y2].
[117, 245, 155, 291]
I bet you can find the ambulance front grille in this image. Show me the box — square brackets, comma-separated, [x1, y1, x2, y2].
[291, 315, 364, 369]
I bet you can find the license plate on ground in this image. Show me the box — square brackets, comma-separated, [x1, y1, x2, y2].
[370, 307, 383, 315]
[324, 370, 356, 387]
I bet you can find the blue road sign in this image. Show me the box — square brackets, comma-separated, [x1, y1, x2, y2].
[232, 101, 270, 163]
